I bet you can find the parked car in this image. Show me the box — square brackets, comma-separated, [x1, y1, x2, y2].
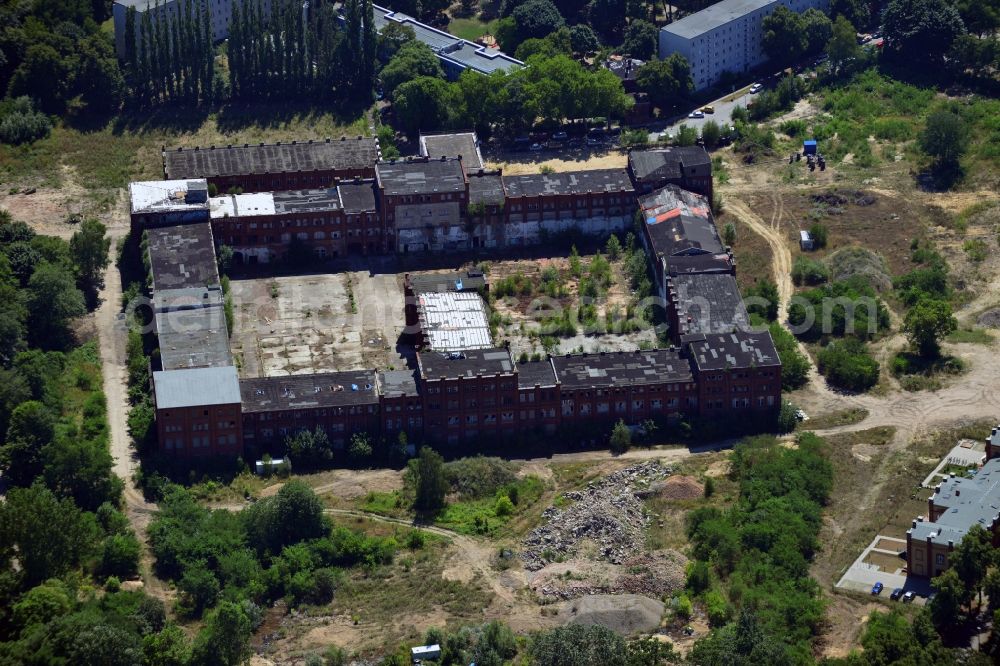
[903, 591, 916, 603]
[689, 110, 704, 119]
[890, 588, 904, 600]
[871, 582, 884, 596]
[701, 105, 715, 114]
[529, 143, 544, 152]
[795, 409, 808, 421]
[749, 83, 763, 94]
[552, 131, 569, 141]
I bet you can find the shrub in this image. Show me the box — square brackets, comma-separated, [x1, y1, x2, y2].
[444, 457, 518, 500]
[788, 277, 890, 341]
[791, 255, 829, 286]
[0, 97, 52, 145]
[100, 533, 141, 579]
[808, 223, 828, 249]
[768, 323, 810, 390]
[704, 589, 732, 626]
[817, 338, 880, 391]
[494, 494, 515, 517]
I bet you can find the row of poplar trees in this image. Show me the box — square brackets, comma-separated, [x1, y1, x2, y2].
[120, 0, 379, 108]
[122, 0, 215, 107]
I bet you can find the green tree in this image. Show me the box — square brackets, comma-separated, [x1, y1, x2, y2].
[7, 44, 70, 114]
[762, 6, 808, 64]
[381, 41, 444, 96]
[143, 625, 191, 666]
[721, 222, 736, 248]
[512, 0, 565, 43]
[800, 9, 832, 54]
[1, 400, 55, 486]
[0, 484, 101, 586]
[413, 446, 448, 513]
[768, 323, 809, 390]
[285, 426, 333, 468]
[920, 110, 969, 172]
[689, 609, 789, 666]
[101, 533, 141, 579]
[610, 418, 631, 454]
[190, 601, 251, 666]
[179, 562, 220, 617]
[589, 0, 627, 41]
[952, 524, 993, 606]
[620, 20, 658, 59]
[26, 262, 86, 349]
[827, 15, 862, 74]
[531, 624, 627, 666]
[69, 219, 111, 303]
[378, 22, 416, 61]
[70, 623, 142, 666]
[349, 432, 374, 463]
[12, 578, 73, 630]
[701, 120, 722, 149]
[570, 24, 601, 53]
[393, 76, 454, 136]
[807, 223, 828, 249]
[984, 567, 1000, 609]
[744, 280, 778, 322]
[954, 0, 1000, 36]
[903, 298, 957, 358]
[635, 54, 693, 111]
[829, 0, 869, 28]
[882, 0, 966, 64]
[243, 480, 327, 555]
[930, 568, 969, 631]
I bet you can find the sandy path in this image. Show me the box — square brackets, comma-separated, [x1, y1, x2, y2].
[96, 231, 169, 603]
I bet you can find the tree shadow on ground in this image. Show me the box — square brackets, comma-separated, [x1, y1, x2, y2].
[215, 99, 369, 135]
[111, 104, 211, 136]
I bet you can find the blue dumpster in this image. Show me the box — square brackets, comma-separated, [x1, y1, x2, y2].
[803, 139, 818, 155]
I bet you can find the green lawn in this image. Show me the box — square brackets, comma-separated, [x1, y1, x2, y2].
[447, 17, 497, 42]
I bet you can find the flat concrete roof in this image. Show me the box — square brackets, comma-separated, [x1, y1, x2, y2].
[379, 369, 421, 398]
[420, 133, 483, 171]
[629, 147, 710, 182]
[152, 286, 224, 314]
[552, 349, 693, 389]
[685, 331, 781, 371]
[503, 169, 634, 198]
[240, 371, 379, 413]
[418, 347, 514, 380]
[670, 273, 749, 336]
[417, 291, 493, 352]
[146, 222, 220, 291]
[163, 138, 379, 180]
[338, 180, 378, 213]
[468, 171, 506, 207]
[660, 0, 775, 40]
[153, 366, 241, 409]
[376, 158, 467, 196]
[155, 306, 232, 371]
[129, 179, 209, 215]
[516, 358, 558, 388]
[406, 269, 487, 294]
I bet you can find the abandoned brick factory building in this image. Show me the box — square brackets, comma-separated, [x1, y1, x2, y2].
[138, 134, 782, 459]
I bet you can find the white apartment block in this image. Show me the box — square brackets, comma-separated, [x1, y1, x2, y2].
[112, 0, 275, 59]
[659, 0, 829, 91]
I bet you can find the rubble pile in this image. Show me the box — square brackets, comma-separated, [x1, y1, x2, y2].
[521, 461, 670, 571]
[530, 550, 688, 600]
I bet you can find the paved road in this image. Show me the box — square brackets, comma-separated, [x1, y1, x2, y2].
[647, 87, 755, 142]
